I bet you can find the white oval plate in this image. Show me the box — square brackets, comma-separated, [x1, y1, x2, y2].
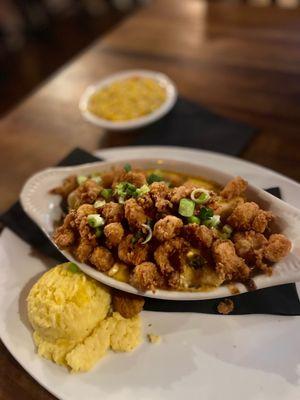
[79, 69, 177, 130]
[20, 156, 300, 301]
[2, 146, 300, 400]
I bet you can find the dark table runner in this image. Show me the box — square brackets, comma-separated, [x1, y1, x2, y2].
[1, 98, 299, 315]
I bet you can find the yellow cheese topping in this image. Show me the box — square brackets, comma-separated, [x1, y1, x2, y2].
[88, 76, 167, 121]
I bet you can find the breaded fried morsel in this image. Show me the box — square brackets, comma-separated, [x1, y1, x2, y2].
[104, 222, 124, 248]
[217, 299, 234, 315]
[227, 202, 273, 233]
[168, 185, 194, 204]
[51, 175, 77, 199]
[101, 202, 124, 224]
[118, 234, 149, 266]
[212, 239, 250, 281]
[264, 234, 292, 262]
[112, 290, 145, 318]
[74, 238, 94, 263]
[154, 237, 187, 275]
[233, 230, 268, 263]
[220, 176, 247, 200]
[124, 198, 148, 227]
[90, 247, 114, 272]
[130, 262, 164, 292]
[182, 223, 213, 248]
[153, 216, 183, 241]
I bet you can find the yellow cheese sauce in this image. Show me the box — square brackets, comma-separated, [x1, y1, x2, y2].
[88, 76, 167, 121]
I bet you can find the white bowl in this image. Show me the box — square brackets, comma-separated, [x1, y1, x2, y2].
[79, 69, 177, 131]
[20, 158, 300, 301]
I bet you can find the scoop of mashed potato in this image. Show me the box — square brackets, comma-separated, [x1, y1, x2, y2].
[27, 263, 142, 372]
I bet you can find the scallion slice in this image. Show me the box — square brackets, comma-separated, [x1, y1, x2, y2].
[101, 188, 112, 200]
[95, 227, 104, 237]
[147, 173, 163, 184]
[136, 184, 150, 196]
[94, 200, 106, 208]
[91, 176, 102, 184]
[204, 215, 221, 228]
[68, 262, 79, 273]
[124, 163, 132, 173]
[179, 198, 195, 217]
[87, 214, 105, 228]
[199, 207, 214, 221]
[141, 224, 152, 244]
[187, 215, 200, 224]
[221, 224, 233, 239]
[191, 188, 210, 204]
[77, 175, 87, 185]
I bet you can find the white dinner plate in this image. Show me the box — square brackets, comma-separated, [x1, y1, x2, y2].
[1, 146, 300, 400]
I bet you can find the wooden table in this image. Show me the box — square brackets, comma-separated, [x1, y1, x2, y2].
[1, 0, 300, 398]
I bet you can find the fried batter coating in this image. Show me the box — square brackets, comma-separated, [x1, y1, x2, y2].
[150, 182, 170, 201]
[101, 202, 124, 224]
[53, 212, 76, 249]
[168, 271, 181, 289]
[154, 237, 188, 275]
[113, 170, 146, 188]
[104, 222, 124, 248]
[74, 179, 102, 204]
[51, 175, 78, 199]
[74, 238, 94, 263]
[100, 171, 114, 188]
[220, 176, 248, 200]
[233, 230, 267, 263]
[89, 246, 114, 272]
[155, 198, 173, 213]
[124, 198, 148, 227]
[112, 290, 145, 318]
[130, 262, 164, 291]
[136, 194, 154, 214]
[212, 239, 250, 281]
[217, 299, 234, 315]
[227, 202, 273, 233]
[182, 223, 213, 248]
[118, 234, 149, 266]
[153, 216, 183, 241]
[168, 185, 193, 204]
[76, 204, 96, 217]
[209, 196, 244, 219]
[264, 234, 292, 262]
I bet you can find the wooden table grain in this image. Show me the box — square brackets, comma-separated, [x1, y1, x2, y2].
[1, 0, 300, 398]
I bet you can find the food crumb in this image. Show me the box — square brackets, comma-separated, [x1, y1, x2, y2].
[147, 333, 161, 344]
[217, 298, 234, 315]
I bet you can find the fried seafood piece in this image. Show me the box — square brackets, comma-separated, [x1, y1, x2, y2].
[104, 222, 124, 248]
[113, 170, 147, 188]
[212, 239, 250, 281]
[154, 237, 188, 275]
[90, 246, 114, 272]
[217, 299, 234, 315]
[182, 223, 214, 248]
[220, 176, 248, 200]
[136, 194, 154, 214]
[264, 234, 292, 262]
[101, 202, 124, 224]
[153, 216, 183, 241]
[100, 171, 114, 188]
[209, 196, 244, 219]
[118, 234, 149, 266]
[51, 175, 77, 199]
[233, 230, 268, 263]
[155, 198, 173, 213]
[130, 262, 164, 291]
[227, 202, 273, 233]
[74, 179, 102, 205]
[74, 238, 95, 263]
[112, 290, 145, 318]
[168, 185, 194, 204]
[53, 212, 76, 249]
[149, 182, 170, 201]
[124, 198, 148, 227]
[76, 204, 96, 217]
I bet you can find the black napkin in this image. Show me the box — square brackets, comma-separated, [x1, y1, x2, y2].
[133, 97, 256, 155]
[1, 148, 299, 315]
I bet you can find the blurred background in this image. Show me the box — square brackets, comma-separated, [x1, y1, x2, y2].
[0, 0, 298, 117]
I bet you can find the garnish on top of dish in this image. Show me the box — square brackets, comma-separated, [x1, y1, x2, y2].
[51, 164, 292, 293]
[87, 76, 167, 121]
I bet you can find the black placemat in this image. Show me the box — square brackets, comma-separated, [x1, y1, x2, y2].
[133, 97, 257, 155]
[1, 148, 299, 315]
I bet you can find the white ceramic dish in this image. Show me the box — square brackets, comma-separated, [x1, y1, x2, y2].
[2, 146, 300, 400]
[79, 69, 177, 130]
[20, 157, 300, 301]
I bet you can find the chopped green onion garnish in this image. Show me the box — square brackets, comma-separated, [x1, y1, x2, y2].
[141, 224, 152, 244]
[221, 224, 233, 239]
[136, 184, 150, 197]
[91, 176, 102, 184]
[101, 188, 112, 200]
[68, 262, 79, 273]
[114, 182, 137, 198]
[199, 207, 214, 221]
[95, 227, 103, 237]
[191, 188, 210, 204]
[179, 198, 195, 217]
[87, 214, 105, 228]
[94, 200, 106, 208]
[187, 215, 200, 224]
[147, 173, 164, 184]
[77, 175, 87, 185]
[124, 163, 132, 173]
[204, 215, 221, 228]
[118, 196, 125, 204]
